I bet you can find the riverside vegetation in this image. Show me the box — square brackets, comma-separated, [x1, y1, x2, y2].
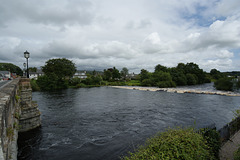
[122, 127, 220, 160]
[29, 58, 240, 92]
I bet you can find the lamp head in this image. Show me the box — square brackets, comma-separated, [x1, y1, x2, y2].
[24, 50, 30, 59]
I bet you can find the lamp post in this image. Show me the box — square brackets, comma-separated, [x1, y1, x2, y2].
[23, 62, 26, 77]
[24, 50, 30, 78]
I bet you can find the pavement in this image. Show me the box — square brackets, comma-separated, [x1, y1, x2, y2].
[219, 130, 240, 160]
[0, 80, 11, 89]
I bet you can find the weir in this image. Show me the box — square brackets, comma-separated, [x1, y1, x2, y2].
[0, 78, 41, 160]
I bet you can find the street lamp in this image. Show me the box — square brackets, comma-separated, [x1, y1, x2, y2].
[24, 50, 30, 78]
[23, 63, 26, 77]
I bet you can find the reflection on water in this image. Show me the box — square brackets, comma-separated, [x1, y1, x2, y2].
[18, 86, 240, 160]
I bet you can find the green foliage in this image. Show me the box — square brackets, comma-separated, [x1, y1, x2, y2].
[140, 69, 150, 82]
[42, 58, 76, 80]
[139, 63, 209, 87]
[103, 69, 112, 81]
[28, 67, 37, 72]
[37, 74, 68, 91]
[237, 80, 240, 89]
[69, 77, 82, 86]
[214, 77, 233, 91]
[169, 68, 187, 86]
[0, 63, 23, 75]
[7, 127, 14, 140]
[122, 127, 214, 160]
[186, 73, 198, 85]
[155, 64, 168, 72]
[233, 108, 240, 120]
[210, 69, 224, 80]
[15, 95, 20, 103]
[30, 79, 40, 91]
[234, 147, 240, 160]
[112, 67, 121, 79]
[125, 80, 141, 86]
[199, 128, 221, 159]
[38, 58, 76, 90]
[141, 79, 152, 86]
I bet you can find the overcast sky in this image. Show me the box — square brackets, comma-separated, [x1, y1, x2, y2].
[0, 0, 240, 73]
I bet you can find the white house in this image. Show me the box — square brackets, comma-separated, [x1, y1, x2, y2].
[29, 70, 44, 79]
[73, 71, 87, 79]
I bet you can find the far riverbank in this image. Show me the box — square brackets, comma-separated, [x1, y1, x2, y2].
[110, 85, 240, 96]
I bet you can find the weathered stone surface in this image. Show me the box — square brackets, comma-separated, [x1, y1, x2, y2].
[0, 78, 41, 160]
[19, 78, 41, 132]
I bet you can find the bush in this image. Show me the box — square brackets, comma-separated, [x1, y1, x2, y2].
[157, 80, 176, 88]
[30, 79, 40, 91]
[122, 127, 214, 160]
[214, 77, 233, 91]
[199, 128, 221, 159]
[234, 147, 240, 160]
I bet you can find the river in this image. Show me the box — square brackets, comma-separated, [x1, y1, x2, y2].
[18, 86, 240, 160]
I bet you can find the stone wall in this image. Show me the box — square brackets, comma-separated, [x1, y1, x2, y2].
[0, 78, 41, 160]
[18, 78, 41, 132]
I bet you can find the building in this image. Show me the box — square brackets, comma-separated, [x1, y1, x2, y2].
[0, 71, 11, 80]
[73, 71, 87, 79]
[29, 70, 44, 79]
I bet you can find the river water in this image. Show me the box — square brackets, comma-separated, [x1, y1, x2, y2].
[18, 86, 240, 160]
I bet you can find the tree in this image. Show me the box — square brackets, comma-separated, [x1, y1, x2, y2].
[140, 69, 150, 82]
[37, 58, 76, 90]
[42, 58, 76, 80]
[186, 73, 198, 85]
[169, 67, 187, 86]
[112, 67, 120, 80]
[121, 67, 129, 80]
[103, 69, 112, 81]
[0, 63, 23, 75]
[214, 77, 233, 91]
[210, 69, 223, 80]
[151, 71, 176, 87]
[155, 64, 168, 72]
[29, 67, 37, 72]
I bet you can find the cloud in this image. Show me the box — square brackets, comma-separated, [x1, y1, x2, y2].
[0, 0, 94, 27]
[0, 0, 240, 73]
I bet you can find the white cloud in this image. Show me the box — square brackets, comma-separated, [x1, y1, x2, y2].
[0, 0, 240, 72]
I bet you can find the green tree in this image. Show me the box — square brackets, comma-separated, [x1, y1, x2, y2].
[112, 67, 120, 80]
[120, 67, 129, 80]
[186, 73, 198, 85]
[103, 69, 112, 81]
[29, 67, 37, 72]
[37, 58, 76, 90]
[154, 64, 168, 72]
[0, 63, 23, 75]
[140, 69, 150, 82]
[42, 58, 76, 80]
[210, 68, 223, 80]
[169, 67, 187, 86]
[214, 77, 233, 91]
[151, 71, 176, 87]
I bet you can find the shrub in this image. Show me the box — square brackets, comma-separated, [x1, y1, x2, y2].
[30, 79, 40, 91]
[122, 127, 214, 160]
[214, 77, 233, 91]
[234, 147, 240, 160]
[199, 128, 221, 159]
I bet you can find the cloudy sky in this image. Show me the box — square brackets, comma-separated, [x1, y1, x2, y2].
[0, 0, 240, 73]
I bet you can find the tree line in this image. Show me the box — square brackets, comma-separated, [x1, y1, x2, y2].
[1, 58, 238, 91]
